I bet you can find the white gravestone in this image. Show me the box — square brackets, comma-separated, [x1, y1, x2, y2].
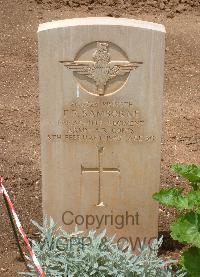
[38, 17, 165, 249]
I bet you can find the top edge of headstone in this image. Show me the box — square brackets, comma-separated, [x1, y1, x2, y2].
[38, 17, 166, 33]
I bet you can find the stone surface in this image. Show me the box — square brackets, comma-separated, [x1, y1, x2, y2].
[38, 17, 165, 249]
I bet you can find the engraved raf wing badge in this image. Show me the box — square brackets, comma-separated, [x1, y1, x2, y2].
[60, 41, 143, 96]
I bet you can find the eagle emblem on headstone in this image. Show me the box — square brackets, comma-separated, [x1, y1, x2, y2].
[60, 42, 143, 96]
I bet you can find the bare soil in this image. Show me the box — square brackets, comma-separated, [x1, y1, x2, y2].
[0, 0, 199, 275]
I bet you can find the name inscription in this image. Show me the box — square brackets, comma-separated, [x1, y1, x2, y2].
[47, 100, 156, 144]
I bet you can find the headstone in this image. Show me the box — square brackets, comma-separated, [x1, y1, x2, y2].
[38, 17, 165, 249]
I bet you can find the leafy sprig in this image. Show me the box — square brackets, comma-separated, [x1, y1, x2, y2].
[153, 164, 200, 276]
[19, 217, 185, 276]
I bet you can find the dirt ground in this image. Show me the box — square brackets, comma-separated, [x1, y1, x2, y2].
[0, 0, 200, 275]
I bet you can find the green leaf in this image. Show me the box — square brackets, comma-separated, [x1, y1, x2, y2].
[172, 164, 200, 184]
[188, 190, 200, 209]
[182, 247, 200, 277]
[170, 212, 200, 248]
[153, 188, 188, 210]
[153, 187, 200, 211]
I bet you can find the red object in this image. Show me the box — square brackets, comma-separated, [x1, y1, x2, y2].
[0, 177, 45, 277]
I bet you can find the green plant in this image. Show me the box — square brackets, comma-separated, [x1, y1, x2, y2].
[153, 164, 200, 277]
[20, 217, 185, 276]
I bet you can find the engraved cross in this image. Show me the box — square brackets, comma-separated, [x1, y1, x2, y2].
[81, 146, 120, 206]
